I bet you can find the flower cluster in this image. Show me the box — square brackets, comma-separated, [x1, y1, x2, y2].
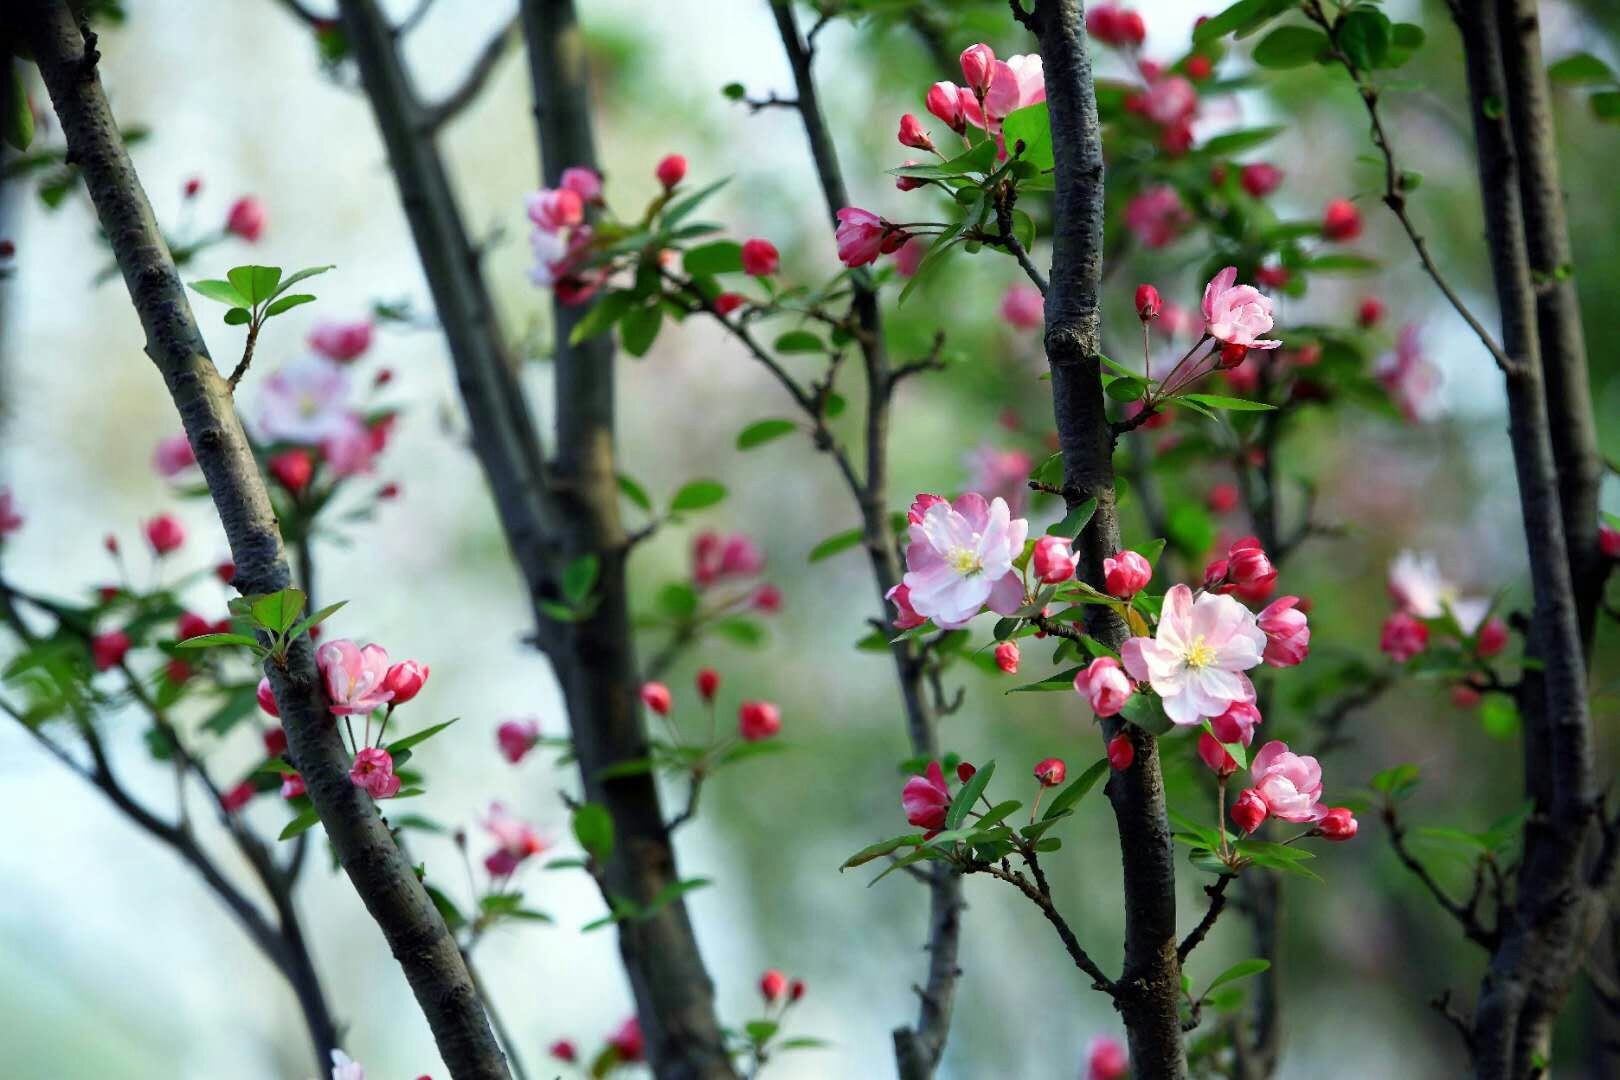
[314, 637, 431, 800]
[525, 165, 603, 303]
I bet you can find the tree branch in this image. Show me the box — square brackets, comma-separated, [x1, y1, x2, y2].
[968, 859, 1117, 993]
[1177, 875, 1235, 964]
[422, 15, 521, 133]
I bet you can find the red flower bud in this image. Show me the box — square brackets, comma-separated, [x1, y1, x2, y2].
[1239, 162, 1282, 198]
[257, 677, 280, 718]
[640, 681, 672, 716]
[789, 978, 806, 1002]
[760, 968, 788, 1002]
[1316, 807, 1358, 842]
[1321, 197, 1362, 241]
[1107, 733, 1134, 771]
[144, 514, 186, 556]
[1186, 54, 1213, 80]
[713, 293, 746, 316]
[549, 1041, 577, 1063]
[91, 629, 131, 671]
[1217, 342, 1248, 369]
[1231, 788, 1268, 833]
[994, 640, 1020, 674]
[220, 780, 257, 813]
[1034, 757, 1066, 787]
[215, 560, 237, 583]
[898, 113, 935, 153]
[738, 700, 781, 741]
[696, 667, 721, 702]
[740, 238, 780, 276]
[269, 448, 314, 493]
[1134, 283, 1161, 320]
[1197, 732, 1238, 778]
[263, 726, 288, 757]
[655, 154, 687, 189]
[956, 761, 977, 783]
[1357, 296, 1385, 328]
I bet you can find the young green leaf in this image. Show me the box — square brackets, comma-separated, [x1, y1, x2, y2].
[945, 759, 994, 830]
[573, 801, 615, 863]
[1043, 758, 1109, 820]
[250, 588, 307, 633]
[385, 718, 459, 756]
[189, 278, 249, 307]
[670, 479, 727, 512]
[737, 418, 797, 450]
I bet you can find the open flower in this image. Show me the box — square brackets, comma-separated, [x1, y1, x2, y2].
[1248, 741, 1327, 822]
[258, 355, 354, 444]
[835, 208, 904, 268]
[317, 639, 395, 715]
[349, 746, 401, 800]
[1377, 324, 1444, 422]
[1388, 550, 1488, 633]
[1120, 584, 1264, 726]
[902, 761, 951, 830]
[482, 802, 548, 876]
[901, 493, 1028, 629]
[1202, 267, 1281, 350]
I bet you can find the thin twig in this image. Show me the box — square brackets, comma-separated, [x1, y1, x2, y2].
[1178, 874, 1236, 963]
[1383, 802, 1498, 949]
[967, 858, 1117, 994]
[422, 15, 521, 132]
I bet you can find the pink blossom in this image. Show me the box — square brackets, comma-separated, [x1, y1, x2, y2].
[1258, 596, 1310, 667]
[1317, 807, 1358, 841]
[1202, 267, 1282, 350]
[308, 319, 374, 363]
[258, 355, 353, 444]
[1322, 197, 1362, 241]
[1198, 731, 1239, 777]
[382, 660, 429, 705]
[903, 761, 951, 830]
[1388, 550, 1488, 632]
[329, 1050, 366, 1080]
[926, 81, 965, 132]
[497, 718, 541, 763]
[559, 166, 602, 202]
[525, 187, 585, 233]
[1241, 162, 1283, 197]
[1000, 284, 1045, 330]
[1249, 740, 1327, 822]
[1086, 1036, 1128, 1080]
[482, 802, 548, 876]
[1142, 75, 1198, 127]
[721, 534, 765, 577]
[982, 54, 1046, 124]
[0, 489, 20, 537]
[995, 640, 1020, 674]
[1033, 535, 1080, 585]
[281, 773, 306, 799]
[655, 154, 687, 189]
[751, 583, 783, 613]
[226, 195, 266, 242]
[145, 514, 186, 556]
[898, 113, 935, 152]
[959, 44, 996, 96]
[1209, 700, 1261, 746]
[1380, 611, 1429, 662]
[1232, 788, 1268, 833]
[1377, 324, 1444, 422]
[92, 629, 131, 671]
[320, 417, 379, 478]
[349, 746, 401, 799]
[738, 700, 781, 741]
[153, 434, 196, 477]
[1103, 549, 1152, 597]
[640, 681, 672, 716]
[964, 444, 1034, 514]
[1120, 584, 1265, 726]
[892, 236, 927, 277]
[1124, 185, 1189, 248]
[608, 1018, 644, 1062]
[901, 492, 1029, 630]
[317, 639, 395, 716]
[1159, 301, 1198, 338]
[257, 677, 280, 717]
[1035, 757, 1066, 786]
[886, 582, 926, 630]
[834, 208, 891, 268]
[221, 780, 257, 813]
[1074, 656, 1132, 717]
[907, 493, 948, 525]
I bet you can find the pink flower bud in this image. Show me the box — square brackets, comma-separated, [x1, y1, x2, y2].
[559, 165, 603, 203]
[1602, 521, 1620, 559]
[280, 773, 306, 799]
[1217, 342, 1249, 369]
[1209, 700, 1261, 746]
[221, 780, 257, 813]
[1239, 162, 1282, 197]
[144, 514, 186, 556]
[886, 582, 925, 630]
[269, 449, 315, 493]
[1000, 284, 1045, 329]
[720, 534, 765, 576]
[655, 154, 687, 189]
[790, 978, 806, 1002]
[1231, 788, 1269, 833]
[382, 660, 430, 705]
[994, 640, 1020, 674]
[834, 208, 891, 269]
[696, 667, 721, 701]
[91, 629, 131, 671]
[257, 677, 279, 717]
[526, 187, 584, 232]
[1086, 1035, 1129, 1080]
[898, 113, 935, 152]
[926, 81, 965, 132]
[959, 44, 996, 96]
[1034, 756, 1066, 787]
[1103, 549, 1152, 597]
[184, 176, 202, 198]
[1134, 283, 1161, 320]
[1074, 656, 1133, 717]
[263, 726, 287, 757]
[349, 746, 401, 800]
[308, 319, 374, 362]
[1317, 806, 1358, 841]
[226, 195, 267, 242]
[640, 681, 672, 716]
[610, 1018, 644, 1062]
[740, 238, 780, 276]
[1475, 616, 1508, 658]
[1380, 611, 1429, 662]
[1033, 535, 1080, 584]
[738, 700, 781, 741]
[1222, 536, 1277, 594]
[956, 761, 977, 783]
[1198, 732, 1239, 778]
[902, 762, 951, 830]
[1107, 733, 1134, 771]
[549, 1041, 577, 1063]
[153, 434, 196, 477]
[751, 583, 783, 613]
[1321, 197, 1362, 241]
[896, 162, 926, 192]
[713, 292, 745, 316]
[760, 969, 787, 1002]
[1207, 483, 1239, 513]
[497, 717, 541, 764]
[1257, 595, 1310, 667]
[1357, 296, 1385, 328]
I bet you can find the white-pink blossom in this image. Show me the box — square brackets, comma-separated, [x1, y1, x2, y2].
[1249, 740, 1328, 823]
[1202, 267, 1282, 350]
[1388, 550, 1488, 633]
[257, 355, 354, 444]
[316, 639, 395, 716]
[1120, 583, 1265, 726]
[1377, 324, 1443, 422]
[901, 493, 1029, 630]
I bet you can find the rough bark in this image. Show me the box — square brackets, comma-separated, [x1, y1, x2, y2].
[765, 5, 962, 1076]
[1030, 1, 1185, 1075]
[20, 4, 509, 1076]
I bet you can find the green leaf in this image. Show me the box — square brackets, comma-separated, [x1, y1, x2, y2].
[1180, 393, 1277, 412]
[1304, 252, 1379, 273]
[1547, 53, 1613, 86]
[773, 330, 825, 354]
[745, 1020, 780, 1044]
[271, 264, 334, 297]
[426, 884, 466, 930]
[562, 554, 600, 605]
[288, 600, 347, 641]
[1592, 92, 1620, 122]
[1193, 0, 1295, 43]
[663, 177, 730, 228]
[683, 240, 743, 277]
[386, 719, 458, 755]
[1251, 26, 1330, 69]
[711, 616, 766, 648]
[617, 473, 652, 511]
[227, 265, 276, 305]
[945, 759, 994, 830]
[737, 418, 797, 449]
[1046, 498, 1097, 538]
[189, 279, 249, 308]
[809, 526, 864, 562]
[1043, 758, 1109, 819]
[173, 632, 262, 650]
[670, 479, 727, 512]
[1205, 958, 1271, 994]
[1338, 10, 1394, 71]
[264, 293, 316, 318]
[619, 303, 663, 357]
[974, 800, 1023, 830]
[569, 290, 635, 345]
[1369, 762, 1421, 800]
[1201, 126, 1284, 157]
[1201, 719, 1248, 770]
[223, 307, 252, 326]
[1002, 102, 1054, 172]
[573, 802, 614, 863]
[4, 64, 34, 152]
[1008, 666, 1084, 693]
[250, 588, 306, 633]
[279, 808, 322, 841]
[1105, 375, 1147, 402]
[656, 582, 700, 619]
[841, 834, 923, 870]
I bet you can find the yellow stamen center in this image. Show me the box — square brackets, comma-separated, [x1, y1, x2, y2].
[1184, 634, 1217, 670]
[948, 546, 985, 577]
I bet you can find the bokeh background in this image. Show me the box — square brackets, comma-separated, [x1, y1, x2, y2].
[1, 0, 1617, 1077]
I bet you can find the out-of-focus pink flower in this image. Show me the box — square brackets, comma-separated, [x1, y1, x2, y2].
[183, 176, 203, 198]
[1240, 162, 1283, 197]
[482, 802, 548, 876]
[321, 417, 379, 478]
[1000, 284, 1045, 330]
[1232, 788, 1268, 833]
[349, 746, 401, 799]
[308, 320, 373, 364]
[640, 681, 672, 716]
[177, 611, 227, 641]
[609, 1017, 644, 1062]
[559, 165, 602, 202]
[891, 236, 927, 277]
[226, 195, 266, 241]
[655, 154, 687, 189]
[1249, 740, 1327, 822]
[497, 718, 541, 763]
[1257, 596, 1310, 667]
[1121, 584, 1264, 726]
[1074, 656, 1133, 717]
[145, 514, 186, 556]
[926, 81, 965, 132]
[1380, 611, 1429, 662]
[549, 1040, 577, 1063]
[258, 678, 280, 717]
[92, 629, 131, 671]
[1388, 550, 1487, 632]
[382, 660, 429, 705]
[750, 582, 783, 613]
[317, 639, 395, 716]
[280, 772, 306, 799]
[1600, 521, 1620, 559]
[738, 700, 781, 741]
[741, 238, 779, 276]
[1107, 734, 1134, 771]
[713, 292, 745, 316]
[1034, 756, 1066, 787]
[1322, 197, 1362, 241]
[995, 640, 1020, 674]
[1377, 324, 1444, 422]
[1124, 185, 1189, 248]
[269, 448, 315, 492]
[1198, 731, 1239, 777]
[216, 559, 237, 583]
[964, 444, 1034, 515]
[1103, 549, 1152, 597]
[903, 761, 951, 830]
[1357, 296, 1385, 328]
[1317, 807, 1358, 841]
[526, 187, 584, 232]
[1086, 1034, 1129, 1080]
[1034, 536, 1080, 585]
[886, 582, 926, 630]
[263, 727, 288, 757]
[1203, 267, 1282, 350]
[1207, 483, 1239, 514]
[257, 355, 353, 444]
[153, 434, 196, 477]
[720, 534, 765, 577]
[221, 780, 257, 813]
[0, 489, 20, 537]
[901, 493, 1029, 629]
[1142, 74, 1198, 127]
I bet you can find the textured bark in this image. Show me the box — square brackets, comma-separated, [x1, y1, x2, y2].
[1455, 6, 1599, 1077]
[522, 4, 736, 1077]
[1031, 1, 1184, 1075]
[20, 4, 509, 1076]
[765, 6, 961, 1076]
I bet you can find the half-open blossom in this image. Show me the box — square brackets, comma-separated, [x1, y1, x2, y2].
[1380, 611, 1429, 662]
[1074, 656, 1133, 717]
[257, 677, 280, 717]
[1231, 788, 1268, 834]
[560, 165, 602, 202]
[382, 660, 429, 705]
[1034, 536, 1080, 585]
[1086, 1034, 1129, 1080]
[738, 700, 781, 741]
[1388, 550, 1488, 632]
[926, 81, 965, 132]
[153, 434, 196, 476]
[960, 44, 995, 96]
[317, 639, 395, 715]
[1034, 757, 1066, 786]
[834, 208, 892, 268]
[92, 629, 131, 671]
[1321, 197, 1362, 241]
[640, 681, 672, 716]
[145, 514, 186, 556]
[497, 718, 541, 763]
[1202, 267, 1281, 350]
[981, 53, 1046, 125]
[1240, 162, 1283, 197]
[1377, 324, 1443, 422]
[526, 187, 584, 232]
[655, 154, 687, 189]
[258, 355, 353, 444]
[1198, 732, 1238, 777]
[349, 746, 401, 799]
[886, 583, 926, 630]
[1209, 700, 1261, 746]
[903, 762, 951, 830]
[226, 195, 266, 241]
[1317, 807, 1358, 841]
[1257, 596, 1309, 666]
[482, 802, 548, 876]
[995, 640, 1020, 674]
[1103, 549, 1152, 597]
[270, 448, 315, 492]
[1107, 734, 1134, 771]
[1120, 584, 1264, 726]
[760, 969, 787, 1002]
[740, 238, 779, 276]
[1124, 185, 1189, 248]
[609, 1018, 644, 1062]
[1000, 284, 1045, 330]
[1249, 740, 1327, 822]
[1205, 536, 1277, 597]
[901, 493, 1028, 630]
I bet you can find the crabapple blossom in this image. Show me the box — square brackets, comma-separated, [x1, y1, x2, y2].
[1000, 284, 1045, 329]
[1198, 732, 1238, 778]
[1257, 595, 1310, 667]
[321, 418, 380, 478]
[308, 319, 373, 363]
[750, 583, 783, 613]
[696, 667, 720, 701]
[902, 761, 951, 830]
[1231, 788, 1268, 834]
[900, 492, 1028, 629]
[257, 677, 279, 717]
[1240, 162, 1283, 197]
[760, 969, 787, 1002]
[1107, 734, 1134, 771]
[281, 773, 306, 799]
[956, 762, 977, 783]
[1202, 267, 1282, 349]
[349, 747, 401, 799]
[1103, 549, 1152, 597]
[1249, 740, 1328, 823]
[895, 163, 926, 192]
[317, 639, 395, 715]
[737, 700, 781, 741]
[834, 208, 894, 268]
[926, 81, 965, 132]
[1124, 185, 1189, 248]
[1034, 757, 1066, 786]
[226, 195, 266, 241]
[979, 53, 1046, 126]
[221, 780, 256, 813]
[549, 1041, 577, 1063]
[1074, 656, 1133, 717]
[1377, 324, 1443, 422]
[897, 113, 934, 152]
[959, 44, 995, 96]
[1205, 536, 1277, 597]
[257, 355, 353, 444]
[640, 681, 672, 716]
[1357, 296, 1385, 327]
[153, 434, 196, 476]
[559, 165, 602, 202]
[1135, 283, 1161, 320]
[382, 660, 429, 705]
[145, 514, 186, 556]
[1033, 536, 1080, 585]
[964, 444, 1033, 513]
[1387, 550, 1488, 632]
[1207, 483, 1239, 513]
[1086, 1035, 1129, 1080]
[886, 583, 925, 630]
[740, 238, 779, 276]
[712, 292, 745, 316]
[1142, 74, 1197, 127]
[1209, 700, 1261, 746]
[1380, 611, 1429, 662]
[1120, 584, 1264, 726]
[269, 448, 314, 492]
[1321, 197, 1362, 241]
[497, 718, 541, 763]
[482, 802, 548, 876]
[1317, 807, 1359, 841]
[92, 629, 131, 671]
[609, 1018, 644, 1062]
[995, 640, 1020, 674]
[526, 187, 584, 232]
[655, 154, 687, 189]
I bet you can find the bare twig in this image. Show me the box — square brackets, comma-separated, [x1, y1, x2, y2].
[967, 858, 1117, 994]
[1178, 875, 1235, 963]
[422, 15, 521, 132]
